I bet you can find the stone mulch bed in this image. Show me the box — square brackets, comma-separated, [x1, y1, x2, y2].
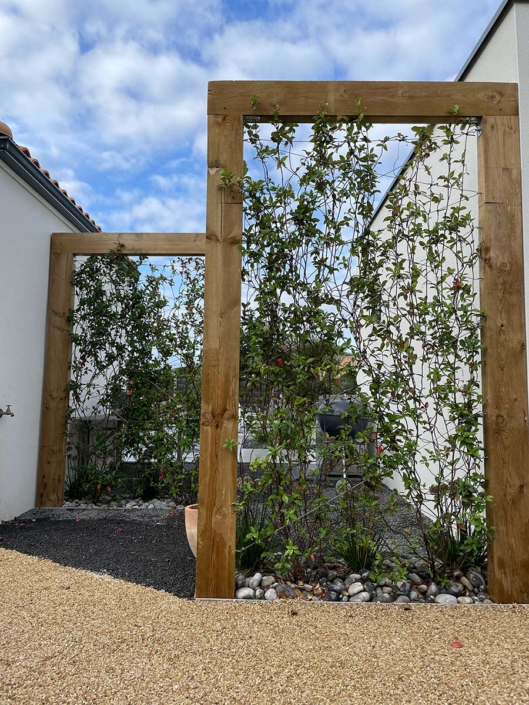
[236, 562, 491, 604]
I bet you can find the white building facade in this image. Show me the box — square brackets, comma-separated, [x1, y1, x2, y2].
[0, 130, 98, 521]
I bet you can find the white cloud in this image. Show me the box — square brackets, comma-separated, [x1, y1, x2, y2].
[0, 0, 505, 229]
[103, 193, 205, 233]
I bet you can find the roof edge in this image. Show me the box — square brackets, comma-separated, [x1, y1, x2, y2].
[0, 136, 98, 233]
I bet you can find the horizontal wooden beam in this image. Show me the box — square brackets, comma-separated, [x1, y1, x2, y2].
[51, 232, 207, 256]
[208, 81, 518, 122]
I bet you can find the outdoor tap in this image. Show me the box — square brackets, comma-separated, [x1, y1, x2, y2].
[0, 405, 14, 418]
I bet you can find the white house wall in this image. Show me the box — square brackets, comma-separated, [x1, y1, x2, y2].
[0, 162, 79, 521]
[367, 4, 520, 495]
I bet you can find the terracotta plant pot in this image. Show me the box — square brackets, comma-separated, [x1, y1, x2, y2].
[185, 504, 198, 557]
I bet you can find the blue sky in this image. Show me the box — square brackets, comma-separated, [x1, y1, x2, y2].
[0, 0, 501, 232]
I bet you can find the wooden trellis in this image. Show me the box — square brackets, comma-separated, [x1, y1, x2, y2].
[38, 81, 529, 603]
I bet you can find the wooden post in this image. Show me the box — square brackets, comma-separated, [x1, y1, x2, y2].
[195, 114, 243, 598]
[37, 252, 74, 507]
[479, 115, 529, 603]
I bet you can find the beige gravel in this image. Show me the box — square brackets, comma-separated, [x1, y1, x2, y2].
[1, 549, 529, 705]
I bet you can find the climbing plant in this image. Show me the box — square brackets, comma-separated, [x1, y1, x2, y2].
[233, 110, 486, 579]
[65, 253, 204, 503]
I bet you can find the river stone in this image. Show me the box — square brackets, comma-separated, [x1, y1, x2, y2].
[414, 559, 430, 572]
[382, 587, 394, 595]
[416, 584, 428, 594]
[460, 576, 474, 591]
[408, 573, 422, 585]
[435, 594, 458, 605]
[457, 596, 474, 604]
[277, 584, 296, 599]
[466, 570, 486, 589]
[249, 573, 262, 589]
[410, 590, 419, 601]
[260, 576, 275, 590]
[397, 580, 411, 594]
[327, 571, 338, 581]
[264, 588, 278, 601]
[426, 583, 439, 598]
[447, 582, 465, 597]
[236, 587, 255, 599]
[327, 590, 340, 602]
[374, 593, 394, 603]
[395, 595, 411, 603]
[348, 582, 364, 597]
[235, 574, 246, 589]
[349, 591, 371, 603]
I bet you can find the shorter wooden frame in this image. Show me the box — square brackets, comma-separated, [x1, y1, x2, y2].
[51, 232, 206, 256]
[37, 232, 206, 508]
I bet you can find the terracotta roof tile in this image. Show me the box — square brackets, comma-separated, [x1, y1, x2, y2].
[0, 123, 101, 231]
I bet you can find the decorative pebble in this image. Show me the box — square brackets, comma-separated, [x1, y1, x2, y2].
[457, 596, 474, 604]
[447, 581, 465, 597]
[249, 573, 262, 590]
[434, 594, 458, 605]
[374, 593, 394, 603]
[408, 573, 422, 585]
[466, 570, 486, 589]
[264, 588, 278, 601]
[426, 583, 439, 598]
[460, 576, 474, 591]
[235, 588, 255, 599]
[395, 595, 410, 603]
[349, 591, 371, 603]
[348, 582, 364, 597]
[260, 576, 275, 590]
[255, 588, 264, 599]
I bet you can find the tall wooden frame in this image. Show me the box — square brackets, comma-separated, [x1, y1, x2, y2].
[39, 81, 529, 603]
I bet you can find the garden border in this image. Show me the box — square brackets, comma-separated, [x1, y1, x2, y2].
[38, 81, 529, 603]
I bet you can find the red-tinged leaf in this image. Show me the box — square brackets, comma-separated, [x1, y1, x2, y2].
[450, 638, 463, 648]
[117, 528, 123, 532]
[310, 554, 315, 562]
[75, 518, 84, 523]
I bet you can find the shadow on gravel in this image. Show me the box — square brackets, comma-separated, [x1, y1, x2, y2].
[0, 511, 195, 598]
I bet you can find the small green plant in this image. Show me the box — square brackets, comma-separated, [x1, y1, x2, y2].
[235, 493, 269, 573]
[223, 437, 239, 452]
[427, 521, 488, 577]
[335, 523, 384, 573]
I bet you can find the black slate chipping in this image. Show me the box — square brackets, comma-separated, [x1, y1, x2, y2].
[0, 511, 195, 598]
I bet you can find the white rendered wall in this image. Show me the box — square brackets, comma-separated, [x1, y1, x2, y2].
[368, 5, 519, 495]
[0, 163, 79, 521]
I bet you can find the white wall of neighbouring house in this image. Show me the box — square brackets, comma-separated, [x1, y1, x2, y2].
[367, 3, 522, 496]
[0, 162, 79, 521]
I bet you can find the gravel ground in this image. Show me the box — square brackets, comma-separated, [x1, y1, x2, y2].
[0, 550, 528, 705]
[0, 508, 195, 597]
